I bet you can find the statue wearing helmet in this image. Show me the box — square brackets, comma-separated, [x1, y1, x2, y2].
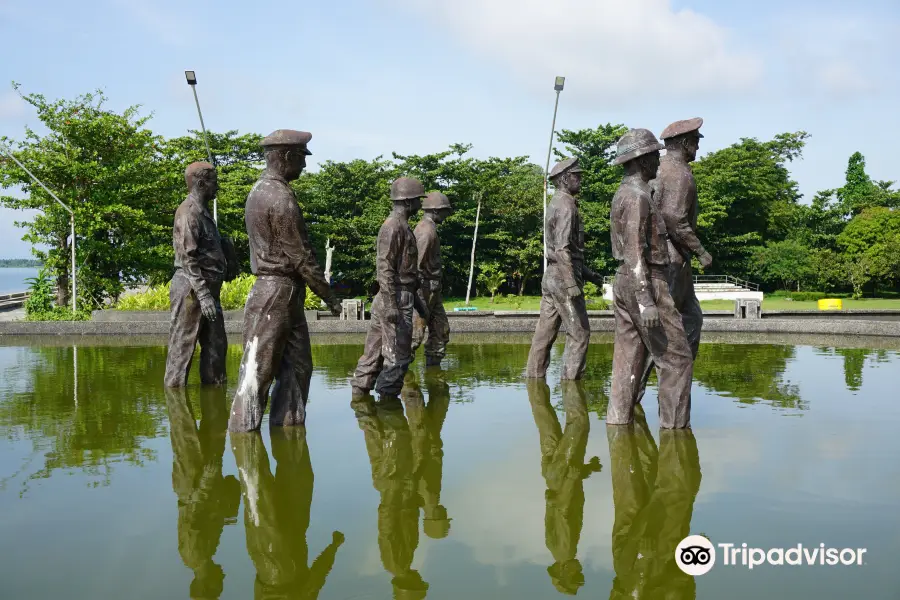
[634, 118, 711, 407]
[525, 156, 604, 380]
[411, 191, 453, 366]
[607, 129, 694, 429]
[352, 177, 429, 397]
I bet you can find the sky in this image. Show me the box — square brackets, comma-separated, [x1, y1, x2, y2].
[1, 0, 898, 258]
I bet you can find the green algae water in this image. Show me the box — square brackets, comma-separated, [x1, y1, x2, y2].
[1, 334, 899, 599]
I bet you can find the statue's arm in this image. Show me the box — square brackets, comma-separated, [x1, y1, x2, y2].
[550, 203, 579, 291]
[376, 222, 399, 311]
[622, 194, 656, 309]
[276, 196, 335, 305]
[662, 174, 706, 257]
[173, 210, 212, 301]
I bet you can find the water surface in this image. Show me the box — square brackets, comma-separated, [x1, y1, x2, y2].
[0, 267, 37, 294]
[1, 336, 899, 599]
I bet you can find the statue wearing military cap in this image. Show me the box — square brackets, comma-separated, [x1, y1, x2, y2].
[352, 177, 429, 397]
[411, 191, 453, 366]
[164, 160, 236, 388]
[607, 128, 694, 429]
[633, 118, 712, 409]
[526, 156, 603, 380]
[228, 129, 341, 433]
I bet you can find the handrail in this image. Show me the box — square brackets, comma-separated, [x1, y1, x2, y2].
[601, 274, 759, 291]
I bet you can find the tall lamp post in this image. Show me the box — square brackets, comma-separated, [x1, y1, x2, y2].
[542, 76, 565, 272]
[0, 142, 76, 312]
[184, 70, 217, 224]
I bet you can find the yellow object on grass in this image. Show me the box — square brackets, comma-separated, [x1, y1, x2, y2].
[817, 299, 843, 311]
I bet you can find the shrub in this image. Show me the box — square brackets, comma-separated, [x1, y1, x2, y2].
[583, 281, 610, 310]
[220, 274, 255, 310]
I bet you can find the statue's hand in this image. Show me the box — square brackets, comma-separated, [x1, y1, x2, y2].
[199, 295, 218, 321]
[328, 297, 342, 317]
[640, 304, 660, 329]
[332, 531, 345, 546]
[566, 286, 582, 299]
[698, 250, 713, 269]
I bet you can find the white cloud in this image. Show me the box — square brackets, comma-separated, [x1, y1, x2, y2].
[388, 0, 763, 108]
[0, 91, 26, 120]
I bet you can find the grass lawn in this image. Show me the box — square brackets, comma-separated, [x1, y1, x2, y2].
[443, 295, 900, 312]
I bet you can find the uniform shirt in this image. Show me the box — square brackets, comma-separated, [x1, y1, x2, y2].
[651, 156, 705, 260]
[544, 190, 599, 290]
[244, 172, 332, 303]
[414, 217, 442, 288]
[376, 213, 419, 302]
[173, 193, 226, 300]
[610, 178, 669, 308]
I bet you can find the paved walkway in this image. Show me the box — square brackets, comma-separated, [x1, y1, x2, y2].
[0, 308, 25, 322]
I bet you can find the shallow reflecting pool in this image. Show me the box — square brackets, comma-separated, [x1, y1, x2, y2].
[1, 335, 899, 599]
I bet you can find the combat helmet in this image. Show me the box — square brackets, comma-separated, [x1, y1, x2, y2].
[422, 191, 452, 211]
[611, 128, 664, 166]
[390, 177, 427, 201]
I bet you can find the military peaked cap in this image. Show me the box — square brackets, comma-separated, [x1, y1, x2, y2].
[260, 129, 313, 155]
[660, 117, 704, 140]
[549, 157, 583, 179]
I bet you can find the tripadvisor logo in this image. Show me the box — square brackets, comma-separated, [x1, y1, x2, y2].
[675, 535, 867, 574]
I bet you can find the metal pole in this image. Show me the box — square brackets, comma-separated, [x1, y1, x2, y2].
[465, 193, 482, 306]
[543, 90, 561, 273]
[190, 85, 217, 224]
[71, 214, 76, 313]
[0, 143, 76, 311]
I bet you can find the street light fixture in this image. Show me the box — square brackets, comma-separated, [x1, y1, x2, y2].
[543, 76, 565, 272]
[184, 69, 217, 223]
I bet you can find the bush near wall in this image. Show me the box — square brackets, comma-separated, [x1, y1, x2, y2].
[115, 274, 323, 311]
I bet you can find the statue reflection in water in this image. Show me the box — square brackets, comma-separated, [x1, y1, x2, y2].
[351, 368, 452, 599]
[231, 428, 345, 599]
[527, 379, 603, 596]
[607, 405, 702, 599]
[165, 387, 241, 600]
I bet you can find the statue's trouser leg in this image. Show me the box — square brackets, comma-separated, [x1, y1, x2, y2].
[228, 278, 295, 432]
[609, 275, 693, 428]
[231, 430, 296, 595]
[423, 292, 449, 366]
[634, 259, 701, 403]
[269, 292, 312, 428]
[199, 283, 227, 386]
[375, 291, 415, 397]
[525, 291, 561, 378]
[165, 271, 203, 387]
[353, 293, 387, 392]
[558, 293, 591, 380]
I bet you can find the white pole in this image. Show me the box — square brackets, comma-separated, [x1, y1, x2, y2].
[543, 90, 562, 273]
[1, 143, 76, 311]
[465, 194, 482, 306]
[190, 84, 217, 224]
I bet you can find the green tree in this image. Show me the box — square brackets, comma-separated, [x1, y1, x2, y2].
[692, 132, 809, 280]
[837, 207, 900, 295]
[751, 239, 815, 291]
[0, 83, 173, 308]
[837, 152, 900, 217]
[477, 262, 507, 303]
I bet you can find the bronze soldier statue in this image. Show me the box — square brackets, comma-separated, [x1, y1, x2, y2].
[526, 157, 604, 380]
[164, 161, 233, 388]
[411, 192, 453, 367]
[352, 178, 429, 397]
[607, 129, 694, 429]
[231, 429, 345, 599]
[636, 118, 712, 405]
[607, 405, 701, 598]
[526, 379, 602, 596]
[165, 386, 240, 599]
[228, 130, 341, 433]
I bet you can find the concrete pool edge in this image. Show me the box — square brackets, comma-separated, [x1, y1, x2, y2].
[2, 316, 899, 338]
